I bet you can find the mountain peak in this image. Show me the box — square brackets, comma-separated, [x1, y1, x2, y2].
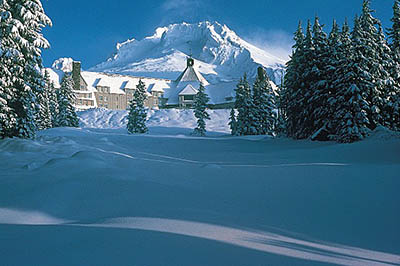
[90, 21, 286, 85]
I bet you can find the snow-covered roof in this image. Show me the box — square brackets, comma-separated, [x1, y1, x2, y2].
[179, 84, 198, 96]
[122, 80, 136, 89]
[81, 72, 172, 95]
[205, 81, 236, 105]
[175, 59, 209, 86]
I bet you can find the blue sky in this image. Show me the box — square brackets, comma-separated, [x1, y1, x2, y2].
[41, 0, 393, 69]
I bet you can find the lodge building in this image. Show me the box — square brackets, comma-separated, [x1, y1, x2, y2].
[47, 57, 237, 110]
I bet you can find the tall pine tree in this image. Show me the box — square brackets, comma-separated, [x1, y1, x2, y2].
[297, 19, 316, 139]
[0, 0, 18, 138]
[36, 80, 52, 130]
[252, 67, 276, 135]
[127, 79, 148, 134]
[7, 0, 52, 138]
[193, 83, 210, 136]
[333, 16, 371, 143]
[56, 74, 79, 128]
[308, 16, 331, 139]
[234, 74, 255, 135]
[387, 0, 400, 130]
[44, 70, 59, 127]
[358, 0, 386, 129]
[323, 20, 342, 138]
[228, 108, 238, 136]
[284, 21, 306, 138]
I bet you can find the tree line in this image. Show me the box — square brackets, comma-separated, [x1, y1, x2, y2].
[230, 0, 400, 143]
[282, 0, 400, 143]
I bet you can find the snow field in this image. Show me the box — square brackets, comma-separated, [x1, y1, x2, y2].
[0, 109, 399, 266]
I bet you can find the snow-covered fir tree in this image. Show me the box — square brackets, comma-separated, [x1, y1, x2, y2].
[252, 67, 276, 135]
[387, 0, 400, 130]
[275, 84, 287, 136]
[323, 20, 342, 139]
[44, 70, 59, 127]
[358, 0, 386, 129]
[228, 108, 238, 136]
[0, 0, 18, 138]
[127, 79, 148, 134]
[333, 17, 371, 143]
[284, 21, 306, 138]
[375, 25, 398, 129]
[308, 16, 331, 140]
[6, 0, 52, 138]
[234, 74, 255, 135]
[297, 20, 316, 139]
[55, 74, 79, 128]
[193, 83, 210, 136]
[36, 78, 52, 130]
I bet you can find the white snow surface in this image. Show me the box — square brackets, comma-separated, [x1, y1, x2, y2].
[90, 21, 286, 85]
[1, 109, 399, 266]
[78, 108, 231, 133]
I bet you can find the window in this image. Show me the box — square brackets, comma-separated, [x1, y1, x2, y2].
[99, 96, 103, 101]
[183, 95, 194, 101]
[104, 96, 108, 102]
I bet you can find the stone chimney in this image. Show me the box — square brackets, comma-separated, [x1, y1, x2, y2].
[72, 61, 81, 90]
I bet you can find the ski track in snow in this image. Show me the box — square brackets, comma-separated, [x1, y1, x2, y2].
[0, 210, 398, 266]
[95, 147, 350, 168]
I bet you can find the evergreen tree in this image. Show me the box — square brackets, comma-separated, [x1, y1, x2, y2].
[252, 67, 277, 135]
[333, 17, 370, 143]
[308, 16, 331, 139]
[275, 84, 287, 136]
[358, 0, 386, 129]
[44, 70, 59, 127]
[228, 108, 238, 136]
[297, 20, 315, 139]
[193, 83, 210, 136]
[388, 0, 400, 49]
[375, 25, 398, 129]
[56, 74, 79, 127]
[0, 0, 18, 138]
[234, 74, 255, 135]
[284, 21, 306, 138]
[36, 80, 52, 130]
[323, 20, 342, 138]
[7, 0, 52, 138]
[127, 79, 148, 134]
[387, 0, 400, 130]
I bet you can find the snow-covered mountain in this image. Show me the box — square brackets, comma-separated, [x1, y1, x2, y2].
[90, 21, 287, 85]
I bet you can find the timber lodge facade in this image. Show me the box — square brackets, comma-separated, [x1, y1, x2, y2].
[47, 57, 236, 110]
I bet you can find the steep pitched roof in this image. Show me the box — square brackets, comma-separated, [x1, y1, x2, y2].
[178, 84, 198, 96]
[175, 57, 209, 86]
